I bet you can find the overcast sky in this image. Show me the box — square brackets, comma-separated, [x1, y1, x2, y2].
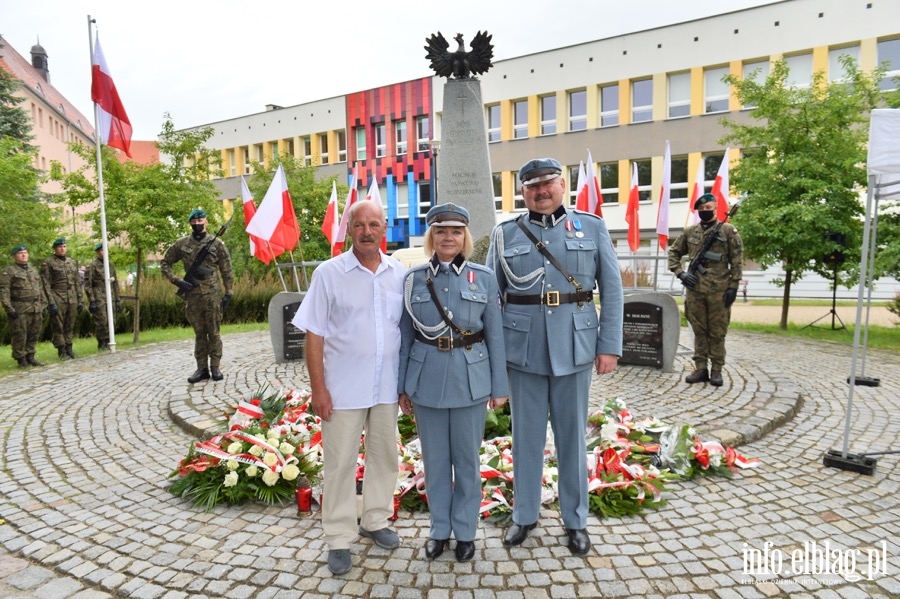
[3, 0, 778, 140]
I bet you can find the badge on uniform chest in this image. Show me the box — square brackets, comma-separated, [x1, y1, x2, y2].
[565, 219, 584, 238]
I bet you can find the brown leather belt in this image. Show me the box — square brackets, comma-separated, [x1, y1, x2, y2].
[415, 330, 484, 350]
[505, 290, 593, 306]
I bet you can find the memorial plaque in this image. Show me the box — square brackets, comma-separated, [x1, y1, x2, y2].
[621, 302, 663, 367]
[282, 301, 305, 361]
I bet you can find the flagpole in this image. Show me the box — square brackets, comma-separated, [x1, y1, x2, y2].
[88, 16, 117, 354]
[267, 243, 288, 292]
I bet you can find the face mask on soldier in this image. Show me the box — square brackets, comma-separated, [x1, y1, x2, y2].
[698, 210, 715, 222]
[191, 223, 205, 235]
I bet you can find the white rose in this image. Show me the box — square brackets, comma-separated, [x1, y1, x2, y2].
[245, 465, 259, 477]
[262, 468, 279, 486]
[279, 442, 295, 455]
[226, 460, 239, 471]
[224, 471, 239, 488]
[227, 442, 244, 454]
[282, 463, 300, 481]
[263, 452, 278, 467]
[248, 445, 264, 457]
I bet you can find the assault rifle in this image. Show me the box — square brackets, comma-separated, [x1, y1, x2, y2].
[174, 215, 233, 300]
[686, 200, 742, 278]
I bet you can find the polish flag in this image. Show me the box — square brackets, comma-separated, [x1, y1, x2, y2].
[321, 180, 339, 251]
[711, 148, 731, 221]
[241, 177, 282, 264]
[245, 164, 299, 252]
[586, 149, 603, 217]
[687, 158, 705, 226]
[333, 164, 359, 255]
[90, 36, 132, 158]
[575, 161, 588, 211]
[365, 178, 388, 253]
[626, 162, 640, 252]
[655, 141, 672, 250]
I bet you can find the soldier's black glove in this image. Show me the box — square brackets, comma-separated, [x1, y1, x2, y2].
[173, 278, 194, 293]
[677, 272, 699, 290]
[221, 294, 232, 312]
[77, 303, 84, 314]
[89, 301, 98, 313]
[115, 300, 122, 313]
[723, 288, 738, 308]
[49, 304, 58, 317]
[7, 309, 17, 321]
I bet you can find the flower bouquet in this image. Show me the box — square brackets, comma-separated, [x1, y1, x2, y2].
[168, 385, 323, 511]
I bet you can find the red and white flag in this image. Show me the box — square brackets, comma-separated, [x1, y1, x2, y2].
[626, 162, 640, 252]
[586, 149, 603, 217]
[365, 178, 388, 253]
[90, 36, 132, 158]
[575, 161, 588, 211]
[655, 141, 672, 250]
[321, 180, 339, 251]
[687, 158, 705, 226]
[711, 148, 731, 221]
[333, 163, 359, 255]
[245, 164, 299, 252]
[241, 177, 283, 264]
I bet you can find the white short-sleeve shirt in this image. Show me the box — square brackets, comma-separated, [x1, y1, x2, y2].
[292, 251, 406, 410]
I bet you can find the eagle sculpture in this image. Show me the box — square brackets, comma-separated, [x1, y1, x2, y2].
[424, 31, 494, 79]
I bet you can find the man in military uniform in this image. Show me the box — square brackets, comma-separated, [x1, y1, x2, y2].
[85, 243, 121, 351]
[1, 245, 47, 368]
[160, 209, 233, 384]
[668, 193, 743, 387]
[41, 238, 83, 360]
[486, 157, 624, 556]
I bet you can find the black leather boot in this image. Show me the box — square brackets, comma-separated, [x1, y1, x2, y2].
[65, 344, 76, 359]
[210, 366, 224, 381]
[188, 368, 210, 384]
[709, 370, 724, 386]
[685, 368, 709, 384]
[27, 354, 45, 367]
[58, 347, 70, 361]
[17, 357, 29, 368]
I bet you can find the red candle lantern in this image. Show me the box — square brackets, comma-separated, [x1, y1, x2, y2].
[389, 495, 401, 521]
[296, 486, 312, 515]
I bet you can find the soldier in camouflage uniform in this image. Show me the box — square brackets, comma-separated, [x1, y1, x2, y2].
[161, 209, 234, 384]
[41, 238, 84, 360]
[668, 193, 743, 387]
[85, 243, 121, 351]
[0, 244, 47, 368]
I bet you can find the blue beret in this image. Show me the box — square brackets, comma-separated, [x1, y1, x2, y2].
[426, 203, 470, 227]
[694, 193, 717, 210]
[519, 157, 563, 185]
[188, 208, 207, 221]
[94, 242, 104, 252]
[10, 244, 26, 255]
[52, 238, 66, 248]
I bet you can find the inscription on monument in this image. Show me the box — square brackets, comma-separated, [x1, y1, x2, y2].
[621, 302, 663, 367]
[282, 302, 305, 361]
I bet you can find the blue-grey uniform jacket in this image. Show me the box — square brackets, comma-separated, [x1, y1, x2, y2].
[398, 255, 509, 407]
[486, 209, 624, 375]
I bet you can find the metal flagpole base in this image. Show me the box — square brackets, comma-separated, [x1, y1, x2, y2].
[847, 376, 880, 387]
[822, 450, 877, 475]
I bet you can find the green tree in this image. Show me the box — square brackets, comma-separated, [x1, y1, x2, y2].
[719, 57, 884, 329]
[0, 65, 34, 148]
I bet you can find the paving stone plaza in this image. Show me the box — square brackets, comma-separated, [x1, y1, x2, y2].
[0, 328, 897, 598]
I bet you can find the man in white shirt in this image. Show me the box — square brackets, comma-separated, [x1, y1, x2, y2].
[292, 200, 406, 576]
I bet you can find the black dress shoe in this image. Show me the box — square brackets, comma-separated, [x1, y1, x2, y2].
[455, 540, 475, 561]
[503, 522, 537, 546]
[187, 368, 210, 384]
[424, 538, 448, 559]
[210, 366, 224, 381]
[566, 528, 591, 555]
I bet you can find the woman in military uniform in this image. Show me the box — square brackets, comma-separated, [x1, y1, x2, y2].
[398, 203, 509, 562]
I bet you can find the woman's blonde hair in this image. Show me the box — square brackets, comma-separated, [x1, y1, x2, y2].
[423, 224, 474, 258]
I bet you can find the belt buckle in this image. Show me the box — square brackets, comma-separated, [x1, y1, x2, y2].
[437, 336, 452, 351]
[545, 291, 560, 307]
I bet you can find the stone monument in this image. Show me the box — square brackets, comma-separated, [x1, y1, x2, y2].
[425, 31, 496, 244]
[619, 292, 680, 372]
[267, 291, 306, 363]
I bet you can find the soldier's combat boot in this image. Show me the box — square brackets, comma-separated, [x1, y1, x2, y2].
[187, 367, 210, 384]
[709, 370, 724, 387]
[17, 357, 29, 368]
[65, 344, 76, 359]
[685, 368, 709, 384]
[98, 340, 109, 352]
[27, 354, 45, 367]
[58, 346, 71, 361]
[210, 366, 224, 381]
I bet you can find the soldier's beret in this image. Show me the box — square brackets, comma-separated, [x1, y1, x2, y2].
[10, 244, 26, 255]
[426, 203, 470, 227]
[694, 193, 717, 210]
[94, 242, 104, 252]
[519, 157, 562, 186]
[52, 237, 66, 248]
[188, 208, 207, 221]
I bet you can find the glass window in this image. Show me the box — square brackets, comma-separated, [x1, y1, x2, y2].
[632, 79, 652, 123]
[302, 137, 311, 165]
[877, 38, 900, 91]
[704, 67, 730, 114]
[416, 116, 430, 151]
[337, 130, 347, 162]
[355, 127, 366, 161]
[513, 100, 529, 139]
[270, 142, 279, 160]
[600, 84, 619, 127]
[228, 149, 236, 176]
[395, 121, 407, 155]
[242, 147, 250, 174]
[703, 153, 725, 189]
[785, 53, 813, 89]
[671, 156, 688, 199]
[492, 173, 502, 211]
[829, 46, 860, 82]
[540, 95, 557, 135]
[742, 60, 769, 108]
[568, 90, 586, 131]
[600, 162, 618, 205]
[668, 72, 690, 118]
[487, 104, 501, 142]
[256, 145, 264, 163]
[567, 165, 580, 207]
[374, 123, 386, 158]
[635, 159, 652, 202]
[319, 134, 329, 164]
